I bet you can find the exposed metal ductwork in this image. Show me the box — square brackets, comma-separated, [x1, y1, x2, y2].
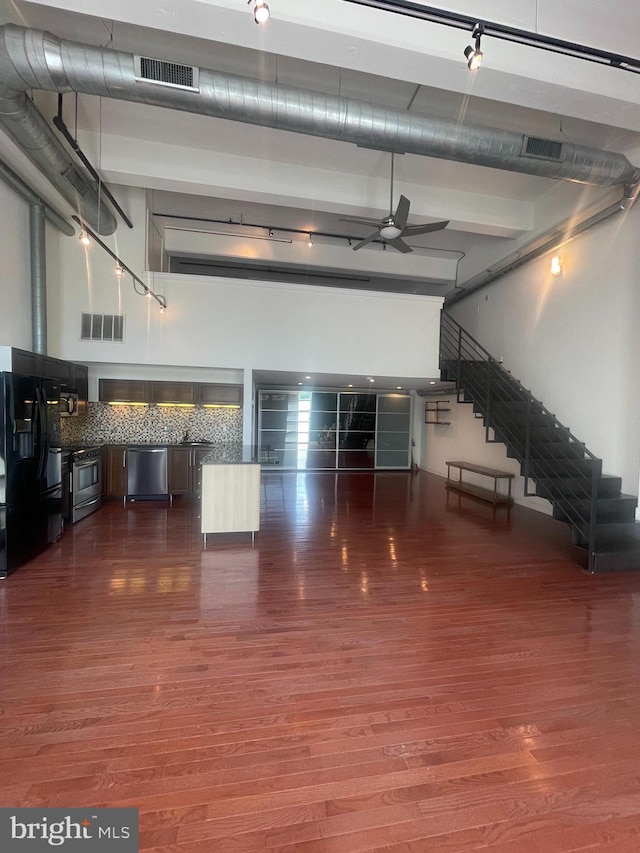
[29, 202, 47, 355]
[445, 177, 640, 306]
[0, 156, 74, 235]
[0, 29, 118, 234]
[0, 21, 637, 235]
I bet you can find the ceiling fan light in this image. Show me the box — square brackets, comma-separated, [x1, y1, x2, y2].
[379, 224, 402, 240]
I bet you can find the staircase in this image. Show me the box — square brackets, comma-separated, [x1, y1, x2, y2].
[440, 312, 640, 573]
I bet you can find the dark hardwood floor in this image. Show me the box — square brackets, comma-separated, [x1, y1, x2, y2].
[3, 470, 640, 851]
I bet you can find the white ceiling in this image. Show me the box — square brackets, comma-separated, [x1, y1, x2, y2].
[0, 0, 639, 385]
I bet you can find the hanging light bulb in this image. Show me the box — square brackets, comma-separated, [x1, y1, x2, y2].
[79, 230, 90, 245]
[551, 255, 562, 277]
[251, 1, 270, 24]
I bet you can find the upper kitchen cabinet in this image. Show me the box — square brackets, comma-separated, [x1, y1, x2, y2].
[11, 348, 39, 377]
[10, 348, 87, 399]
[97, 378, 243, 407]
[42, 357, 73, 384]
[99, 379, 149, 404]
[72, 364, 89, 411]
[150, 381, 197, 406]
[198, 384, 243, 407]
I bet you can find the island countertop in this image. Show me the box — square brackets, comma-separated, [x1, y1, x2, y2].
[200, 445, 254, 465]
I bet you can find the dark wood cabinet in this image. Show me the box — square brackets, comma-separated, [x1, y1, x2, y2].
[42, 356, 72, 383]
[167, 446, 211, 496]
[150, 381, 197, 405]
[98, 378, 242, 407]
[102, 446, 128, 497]
[192, 448, 211, 496]
[72, 364, 89, 411]
[99, 379, 149, 404]
[198, 383, 242, 406]
[11, 349, 88, 407]
[11, 348, 40, 377]
[168, 447, 192, 494]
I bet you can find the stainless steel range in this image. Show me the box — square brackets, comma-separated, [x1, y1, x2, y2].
[69, 446, 102, 522]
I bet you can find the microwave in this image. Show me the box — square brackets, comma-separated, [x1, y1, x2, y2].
[60, 388, 79, 417]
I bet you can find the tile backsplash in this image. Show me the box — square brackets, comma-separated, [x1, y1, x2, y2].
[61, 403, 243, 447]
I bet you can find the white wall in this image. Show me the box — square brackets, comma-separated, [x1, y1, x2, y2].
[57, 270, 442, 380]
[446, 202, 640, 496]
[54, 191, 443, 382]
[0, 181, 32, 349]
[420, 397, 552, 514]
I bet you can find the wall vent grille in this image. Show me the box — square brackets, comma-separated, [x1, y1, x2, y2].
[522, 136, 563, 161]
[134, 56, 199, 91]
[81, 313, 124, 342]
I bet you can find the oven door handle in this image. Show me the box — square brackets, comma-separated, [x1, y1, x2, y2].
[74, 458, 99, 469]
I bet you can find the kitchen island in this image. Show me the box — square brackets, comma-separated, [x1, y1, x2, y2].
[200, 447, 260, 542]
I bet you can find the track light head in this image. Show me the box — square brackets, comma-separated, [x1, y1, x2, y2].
[465, 23, 484, 70]
[79, 229, 90, 245]
[250, 1, 270, 24]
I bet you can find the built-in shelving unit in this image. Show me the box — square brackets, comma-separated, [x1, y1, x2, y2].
[424, 399, 451, 425]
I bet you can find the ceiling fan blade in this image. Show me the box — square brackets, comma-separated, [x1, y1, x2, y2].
[387, 236, 413, 254]
[339, 216, 384, 227]
[352, 232, 379, 251]
[402, 220, 450, 236]
[393, 195, 410, 231]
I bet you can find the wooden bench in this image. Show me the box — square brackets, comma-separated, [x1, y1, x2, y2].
[445, 460, 515, 506]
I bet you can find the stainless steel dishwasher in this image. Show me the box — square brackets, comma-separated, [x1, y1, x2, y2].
[127, 446, 168, 500]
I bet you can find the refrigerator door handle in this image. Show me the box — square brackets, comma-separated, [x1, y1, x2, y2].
[35, 387, 47, 481]
[33, 387, 42, 479]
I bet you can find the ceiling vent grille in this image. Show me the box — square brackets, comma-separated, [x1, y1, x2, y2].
[81, 313, 124, 342]
[134, 56, 199, 91]
[521, 135, 563, 161]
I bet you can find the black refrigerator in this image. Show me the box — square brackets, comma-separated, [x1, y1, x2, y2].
[0, 372, 63, 579]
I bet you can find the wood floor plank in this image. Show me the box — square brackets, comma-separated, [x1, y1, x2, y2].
[3, 470, 640, 851]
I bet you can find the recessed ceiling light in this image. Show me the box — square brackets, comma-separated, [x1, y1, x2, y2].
[348, 384, 353, 388]
[369, 378, 375, 383]
[397, 386, 402, 390]
[305, 375, 311, 379]
[429, 381, 436, 385]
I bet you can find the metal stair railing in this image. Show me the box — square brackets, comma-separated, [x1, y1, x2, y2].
[440, 312, 601, 570]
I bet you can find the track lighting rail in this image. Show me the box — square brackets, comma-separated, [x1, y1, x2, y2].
[341, 0, 640, 74]
[72, 215, 167, 312]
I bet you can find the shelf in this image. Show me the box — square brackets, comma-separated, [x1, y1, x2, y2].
[445, 480, 513, 505]
[425, 399, 451, 425]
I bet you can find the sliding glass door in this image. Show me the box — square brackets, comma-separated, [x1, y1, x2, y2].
[257, 389, 411, 470]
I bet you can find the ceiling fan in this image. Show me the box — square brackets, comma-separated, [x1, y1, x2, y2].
[341, 154, 449, 253]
